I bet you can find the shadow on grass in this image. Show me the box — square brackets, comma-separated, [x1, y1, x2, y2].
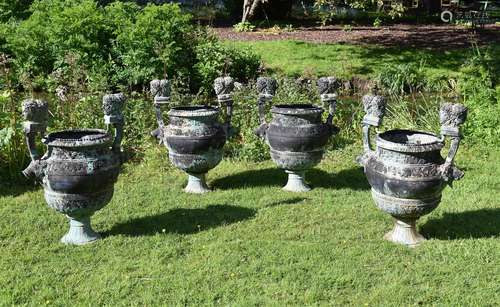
[212, 166, 369, 191]
[265, 197, 307, 208]
[0, 181, 39, 197]
[422, 208, 500, 239]
[104, 204, 256, 237]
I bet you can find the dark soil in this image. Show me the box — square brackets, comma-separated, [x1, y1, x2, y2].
[215, 24, 500, 50]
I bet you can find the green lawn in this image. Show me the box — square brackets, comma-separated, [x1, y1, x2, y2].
[226, 40, 499, 80]
[1, 143, 499, 305]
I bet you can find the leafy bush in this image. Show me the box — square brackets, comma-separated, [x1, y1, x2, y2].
[113, 3, 195, 88]
[0, 0, 33, 22]
[0, 90, 29, 182]
[457, 49, 500, 146]
[233, 21, 255, 32]
[3, 0, 261, 93]
[194, 30, 260, 93]
[377, 62, 427, 95]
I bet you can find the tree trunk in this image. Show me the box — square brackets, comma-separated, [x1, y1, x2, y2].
[242, 0, 268, 22]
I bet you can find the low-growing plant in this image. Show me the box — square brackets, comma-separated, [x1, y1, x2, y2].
[233, 21, 255, 32]
[457, 48, 500, 146]
[377, 62, 427, 95]
[342, 24, 353, 32]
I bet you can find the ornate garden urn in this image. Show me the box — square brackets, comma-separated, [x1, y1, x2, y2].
[358, 94, 468, 247]
[255, 77, 339, 192]
[22, 94, 126, 245]
[152, 77, 234, 193]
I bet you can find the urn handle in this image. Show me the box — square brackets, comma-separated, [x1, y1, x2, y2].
[357, 94, 386, 166]
[103, 93, 126, 156]
[318, 77, 340, 135]
[439, 103, 468, 182]
[150, 78, 171, 143]
[22, 99, 49, 180]
[255, 77, 278, 139]
[214, 76, 235, 140]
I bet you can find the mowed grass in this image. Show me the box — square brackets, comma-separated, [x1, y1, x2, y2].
[225, 40, 500, 80]
[0, 143, 499, 305]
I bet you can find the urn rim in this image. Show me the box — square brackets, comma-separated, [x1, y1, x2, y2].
[271, 104, 323, 115]
[376, 129, 444, 153]
[168, 105, 219, 118]
[44, 129, 112, 148]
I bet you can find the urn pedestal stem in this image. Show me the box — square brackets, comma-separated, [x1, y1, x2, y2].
[185, 173, 210, 194]
[283, 170, 310, 192]
[61, 216, 100, 245]
[384, 218, 425, 247]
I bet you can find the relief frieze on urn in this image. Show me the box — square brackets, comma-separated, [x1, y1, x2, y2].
[22, 94, 126, 245]
[255, 77, 340, 192]
[151, 77, 234, 193]
[358, 93, 468, 247]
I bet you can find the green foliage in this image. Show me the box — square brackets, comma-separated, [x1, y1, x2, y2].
[233, 21, 256, 32]
[373, 16, 382, 27]
[457, 49, 500, 146]
[0, 0, 33, 22]
[377, 62, 426, 95]
[342, 24, 353, 32]
[0, 90, 28, 182]
[3, 0, 261, 93]
[194, 29, 260, 93]
[114, 3, 195, 87]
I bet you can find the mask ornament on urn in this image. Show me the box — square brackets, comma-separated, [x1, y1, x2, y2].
[22, 94, 126, 245]
[255, 77, 339, 192]
[357, 94, 468, 247]
[151, 77, 234, 193]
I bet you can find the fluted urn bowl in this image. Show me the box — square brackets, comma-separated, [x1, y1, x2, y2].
[24, 129, 122, 245]
[164, 105, 226, 193]
[359, 96, 467, 247]
[365, 130, 445, 221]
[266, 104, 334, 192]
[41, 129, 120, 214]
[22, 94, 125, 245]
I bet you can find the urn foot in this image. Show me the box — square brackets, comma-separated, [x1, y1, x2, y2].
[61, 216, 100, 245]
[384, 218, 425, 247]
[283, 170, 311, 192]
[185, 173, 211, 194]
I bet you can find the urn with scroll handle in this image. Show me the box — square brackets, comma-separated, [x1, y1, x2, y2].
[358, 94, 468, 246]
[22, 94, 126, 245]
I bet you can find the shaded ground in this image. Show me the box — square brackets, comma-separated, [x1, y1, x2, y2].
[215, 24, 500, 50]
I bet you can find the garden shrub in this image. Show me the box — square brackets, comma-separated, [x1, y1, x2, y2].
[0, 90, 29, 182]
[113, 3, 195, 88]
[457, 51, 500, 146]
[0, 0, 33, 22]
[6, 0, 117, 92]
[0, 0, 262, 182]
[194, 30, 260, 93]
[3, 0, 261, 93]
[376, 62, 427, 95]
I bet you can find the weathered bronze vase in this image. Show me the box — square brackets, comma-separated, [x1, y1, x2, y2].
[152, 77, 234, 193]
[255, 77, 339, 192]
[357, 94, 468, 247]
[22, 94, 126, 245]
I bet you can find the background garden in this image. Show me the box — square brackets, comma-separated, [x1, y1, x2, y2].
[0, 0, 499, 305]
